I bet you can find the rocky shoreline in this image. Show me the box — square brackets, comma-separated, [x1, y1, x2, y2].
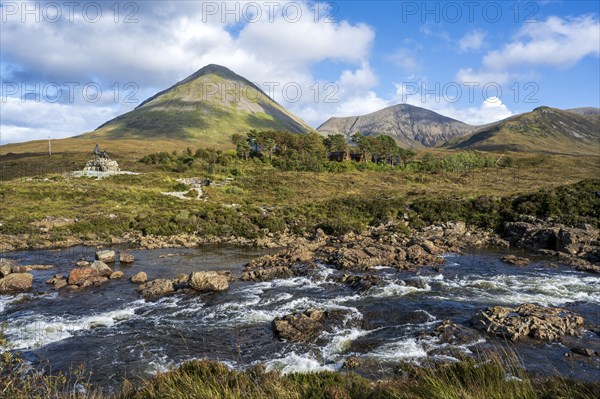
[1, 216, 598, 273]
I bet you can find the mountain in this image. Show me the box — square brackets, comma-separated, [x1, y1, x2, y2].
[316, 104, 476, 148]
[564, 107, 600, 116]
[83, 64, 313, 145]
[448, 106, 600, 155]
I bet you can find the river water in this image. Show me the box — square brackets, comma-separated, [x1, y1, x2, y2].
[1, 245, 599, 391]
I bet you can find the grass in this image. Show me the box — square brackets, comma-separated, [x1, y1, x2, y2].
[2, 341, 597, 399]
[1, 151, 599, 245]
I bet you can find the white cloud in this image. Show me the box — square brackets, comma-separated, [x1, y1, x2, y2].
[0, 97, 120, 145]
[459, 30, 486, 52]
[388, 48, 421, 72]
[0, 1, 376, 143]
[330, 91, 390, 117]
[339, 63, 378, 89]
[483, 15, 599, 70]
[455, 68, 510, 85]
[433, 97, 514, 125]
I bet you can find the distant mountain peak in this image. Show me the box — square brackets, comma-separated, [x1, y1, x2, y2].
[317, 103, 475, 148]
[85, 64, 312, 144]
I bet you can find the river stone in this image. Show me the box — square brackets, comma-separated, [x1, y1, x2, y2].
[336, 273, 384, 292]
[0, 258, 16, 273]
[76, 260, 90, 267]
[119, 252, 135, 263]
[500, 255, 531, 267]
[0, 264, 12, 278]
[68, 267, 99, 285]
[131, 272, 148, 284]
[242, 266, 294, 282]
[0, 273, 33, 294]
[46, 274, 68, 289]
[272, 309, 326, 342]
[471, 303, 585, 342]
[109, 271, 124, 279]
[91, 260, 113, 277]
[95, 250, 116, 263]
[137, 279, 174, 299]
[189, 271, 229, 293]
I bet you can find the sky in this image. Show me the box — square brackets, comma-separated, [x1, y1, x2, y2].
[0, 0, 599, 144]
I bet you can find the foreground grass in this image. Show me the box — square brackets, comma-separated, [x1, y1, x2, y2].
[2, 354, 598, 399]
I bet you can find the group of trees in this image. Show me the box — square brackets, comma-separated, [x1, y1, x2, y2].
[348, 133, 416, 167]
[232, 130, 417, 169]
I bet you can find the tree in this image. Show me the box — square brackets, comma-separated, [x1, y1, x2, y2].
[351, 132, 373, 162]
[398, 148, 416, 168]
[324, 134, 349, 154]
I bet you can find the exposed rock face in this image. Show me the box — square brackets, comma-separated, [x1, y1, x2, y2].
[95, 250, 116, 263]
[502, 220, 599, 272]
[137, 279, 174, 299]
[471, 303, 585, 342]
[189, 271, 230, 293]
[131, 272, 148, 284]
[500, 255, 531, 267]
[273, 310, 326, 342]
[0, 273, 33, 294]
[119, 252, 135, 263]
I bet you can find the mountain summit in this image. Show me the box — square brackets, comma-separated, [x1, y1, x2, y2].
[317, 104, 476, 148]
[85, 64, 312, 145]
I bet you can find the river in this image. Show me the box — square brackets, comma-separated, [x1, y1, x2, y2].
[1, 245, 599, 391]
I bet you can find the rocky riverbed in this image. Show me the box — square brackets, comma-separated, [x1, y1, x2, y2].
[0, 234, 599, 390]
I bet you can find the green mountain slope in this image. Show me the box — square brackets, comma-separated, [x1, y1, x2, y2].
[81, 64, 313, 145]
[448, 106, 600, 155]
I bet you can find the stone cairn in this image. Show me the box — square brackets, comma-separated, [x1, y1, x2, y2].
[82, 144, 120, 174]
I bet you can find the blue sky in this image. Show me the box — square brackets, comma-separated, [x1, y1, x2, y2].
[1, 0, 599, 144]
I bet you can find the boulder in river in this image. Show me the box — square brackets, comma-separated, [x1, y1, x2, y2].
[189, 271, 230, 293]
[68, 267, 99, 285]
[137, 279, 174, 299]
[119, 252, 135, 263]
[0, 258, 15, 277]
[91, 260, 113, 277]
[131, 272, 148, 284]
[336, 273, 384, 292]
[46, 274, 68, 289]
[500, 255, 531, 267]
[242, 266, 294, 282]
[425, 319, 482, 345]
[95, 250, 116, 263]
[0, 273, 33, 294]
[109, 271, 124, 279]
[471, 303, 585, 342]
[272, 309, 326, 342]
